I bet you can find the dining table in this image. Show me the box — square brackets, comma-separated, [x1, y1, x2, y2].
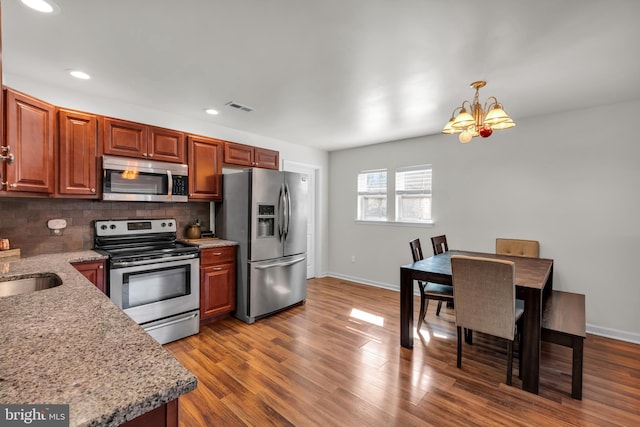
[400, 250, 554, 395]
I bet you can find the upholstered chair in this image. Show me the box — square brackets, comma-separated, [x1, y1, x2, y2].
[451, 255, 524, 385]
[409, 238, 454, 330]
[495, 238, 539, 258]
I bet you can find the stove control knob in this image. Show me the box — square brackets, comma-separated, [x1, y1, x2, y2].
[100, 225, 107, 230]
[161, 222, 166, 227]
[168, 222, 173, 227]
[110, 224, 117, 230]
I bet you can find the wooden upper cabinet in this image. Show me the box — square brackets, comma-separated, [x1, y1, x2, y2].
[103, 118, 147, 158]
[149, 126, 186, 164]
[254, 147, 279, 170]
[3, 88, 55, 194]
[224, 141, 279, 170]
[188, 135, 223, 201]
[103, 118, 185, 163]
[58, 109, 99, 197]
[223, 141, 253, 167]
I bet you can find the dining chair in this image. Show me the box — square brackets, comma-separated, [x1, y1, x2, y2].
[431, 234, 452, 311]
[451, 255, 524, 385]
[409, 238, 454, 330]
[431, 234, 449, 255]
[495, 238, 539, 258]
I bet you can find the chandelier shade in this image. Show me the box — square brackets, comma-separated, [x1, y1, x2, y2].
[491, 117, 516, 130]
[442, 81, 516, 143]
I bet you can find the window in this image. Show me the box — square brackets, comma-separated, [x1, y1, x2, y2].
[395, 165, 432, 223]
[357, 169, 387, 221]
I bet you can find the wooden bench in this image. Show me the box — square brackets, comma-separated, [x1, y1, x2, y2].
[541, 290, 586, 400]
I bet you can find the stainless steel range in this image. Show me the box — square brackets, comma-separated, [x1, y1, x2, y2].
[94, 218, 200, 344]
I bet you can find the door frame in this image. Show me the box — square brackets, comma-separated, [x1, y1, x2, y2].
[283, 159, 319, 278]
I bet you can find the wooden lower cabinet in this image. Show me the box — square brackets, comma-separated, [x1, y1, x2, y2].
[72, 260, 106, 294]
[200, 246, 236, 324]
[121, 399, 178, 427]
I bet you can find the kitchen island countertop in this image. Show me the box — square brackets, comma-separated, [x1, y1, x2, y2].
[0, 250, 197, 427]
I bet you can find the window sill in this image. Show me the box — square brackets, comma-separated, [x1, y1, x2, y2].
[355, 220, 434, 228]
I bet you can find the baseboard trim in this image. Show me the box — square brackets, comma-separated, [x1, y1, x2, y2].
[324, 272, 403, 293]
[324, 272, 640, 345]
[586, 324, 640, 345]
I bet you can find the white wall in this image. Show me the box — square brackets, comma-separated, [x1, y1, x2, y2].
[3, 73, 331, 277]
[328, 100, 640, 343]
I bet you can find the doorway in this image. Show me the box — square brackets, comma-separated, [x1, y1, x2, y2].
[283, 160, 319, 279]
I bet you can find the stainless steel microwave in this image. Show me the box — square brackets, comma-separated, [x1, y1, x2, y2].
[102, 155, 189, 202]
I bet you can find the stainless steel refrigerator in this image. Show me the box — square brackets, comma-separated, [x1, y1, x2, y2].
[215, 168, 308, 324]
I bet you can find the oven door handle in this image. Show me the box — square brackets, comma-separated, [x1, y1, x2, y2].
[143, 312, 198, 332]
[111, 253, 199, 268]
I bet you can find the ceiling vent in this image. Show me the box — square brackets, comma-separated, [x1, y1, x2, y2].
[225, 101, 254, 112]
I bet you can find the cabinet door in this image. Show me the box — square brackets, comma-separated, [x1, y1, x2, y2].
[254, 147, 279, 170]
[224, 142, 280, 170]
[0, 28, 3, 149]
[200, 262, 236, 319]
[187, 135, 222, 201]
[72, 260, 106, 294]
[58, 109, 99, 197]
[223, 141, 253, 167]
[4, 89, 55, 194]
[149, 126, 185, 164]
[104, 118, 147, 159]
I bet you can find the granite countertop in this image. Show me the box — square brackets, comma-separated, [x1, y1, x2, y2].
[180, 238, 238, 249]
[0, 251, 197, 427]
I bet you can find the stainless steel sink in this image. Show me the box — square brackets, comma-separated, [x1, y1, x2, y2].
[0, 273, 62, 297]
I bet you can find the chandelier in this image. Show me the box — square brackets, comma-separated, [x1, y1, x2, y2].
[441, 81, 516, 143]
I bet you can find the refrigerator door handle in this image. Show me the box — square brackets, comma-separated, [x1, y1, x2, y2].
[278, 183, 285, 240]
[253, 255, 306, 270]
[284, 183, 291, 239]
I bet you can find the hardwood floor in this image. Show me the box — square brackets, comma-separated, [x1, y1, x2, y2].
[165, 277, 640, 426]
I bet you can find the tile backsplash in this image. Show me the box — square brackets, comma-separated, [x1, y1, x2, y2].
[0, 198, 210, 257]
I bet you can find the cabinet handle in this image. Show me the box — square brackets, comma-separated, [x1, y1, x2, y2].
[98, 265, 104, 269]
[91, 188, 96, 193]
[143, 153, 148, 157]
[1, 182, 17, 188]
[213, 267, 223, 271]
[213, 252, 223, 256]
[148, 153, 154, 157]
[0, 153, 14, 164]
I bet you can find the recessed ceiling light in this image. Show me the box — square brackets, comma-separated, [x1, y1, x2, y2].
[69, 70, 91, 80]
[21, 0, 58, 14]
[205, 109, 219, 116]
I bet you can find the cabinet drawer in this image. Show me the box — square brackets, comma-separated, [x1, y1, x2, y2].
[201, 246, 236, 265]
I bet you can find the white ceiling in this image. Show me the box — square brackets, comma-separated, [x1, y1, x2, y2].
[3, 0, 640, 151]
